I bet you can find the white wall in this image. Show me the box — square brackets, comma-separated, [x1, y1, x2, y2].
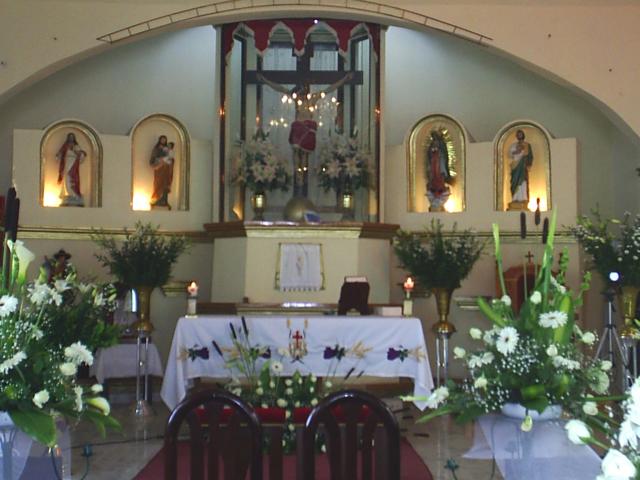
[0, 26, 217, 194]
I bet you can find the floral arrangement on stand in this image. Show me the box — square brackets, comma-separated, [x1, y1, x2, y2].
[233, 129, 291, 194]
[211, 318, 353, 453]
[393, 220, 484, 333]
[317, 132, 371, 196]
[92, 221, 188, 332]
[406, 211, 617, 433]
[0, 239, 120, 447]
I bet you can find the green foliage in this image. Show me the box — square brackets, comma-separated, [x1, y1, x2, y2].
[572, 209, 640, 286]
[393, 220, 485, 291]
[92, 221, 189, 288]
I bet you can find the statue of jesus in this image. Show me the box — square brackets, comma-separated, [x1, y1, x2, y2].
[257, 72, 354, 197]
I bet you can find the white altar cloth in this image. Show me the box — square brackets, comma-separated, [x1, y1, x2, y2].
[464, 414, 602, 480]
[160, 315, 434, 410]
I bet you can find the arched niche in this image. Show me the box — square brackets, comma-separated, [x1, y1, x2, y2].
[40, 119, 102, 208]
[131, 113, 190, 211]
[406, 114, 467, 213]
[494, 121, 551, 212]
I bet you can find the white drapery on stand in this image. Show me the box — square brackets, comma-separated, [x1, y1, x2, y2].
[464, 414, 602, 480]
[278, 243, 323, 291]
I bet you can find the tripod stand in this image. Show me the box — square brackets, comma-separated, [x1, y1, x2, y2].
[594, 285, 635, 391]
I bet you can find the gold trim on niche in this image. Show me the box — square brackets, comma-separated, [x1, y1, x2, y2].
[494, 121, 552, 212]
[40, 120, 103, 208]
[407, 114, 467, 213]
[131, 113, 191, 211]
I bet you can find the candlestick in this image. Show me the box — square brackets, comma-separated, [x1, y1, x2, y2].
[403, 276, 414, 295]
[403, 276, 414, 317]
[186, 281, 198, 317]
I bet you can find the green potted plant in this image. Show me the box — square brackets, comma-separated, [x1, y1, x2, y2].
[393, 220, 484, 334]
[92, 222, 188, 333]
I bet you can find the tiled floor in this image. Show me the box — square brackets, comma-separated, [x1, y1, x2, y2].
[67, 400, 501, 480]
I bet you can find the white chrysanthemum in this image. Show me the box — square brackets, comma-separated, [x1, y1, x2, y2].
[496, 327, 519, 355]
[270, 361, 284, 375]
[284, 379, 293, 387]
[73, 386, 84, 412]
[500, 295, 512, 307]
[276, 398, 287, 408]
[546, 344, 558, 357]
[565, 419, 591, 445]
[256, 387, 264, 396]
[32, 389, 50, 409]
[592, 370, 610, 394]
[530, 291, 542, 305]
[600, 449, 636, 479]
[285, 388, 293, 396]
[453, 347, 466, 359]
[64, 342, 94, 366]
[601, 360, 613, 371]
[0, 295, 18, 317]
[91, 384, 104, 394]
[469, 328, 482, 340]
[539, 311, 568, 329]
[311, 398, 318, 407]
[0, 351, 27, 374]
[59, 362, 77, 376]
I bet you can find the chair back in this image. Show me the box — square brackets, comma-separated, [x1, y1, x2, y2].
[302, 389, 400, 480]
[164, 389, 263, 480]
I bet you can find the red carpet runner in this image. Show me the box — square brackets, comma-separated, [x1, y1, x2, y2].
[134, 438, 433, 479]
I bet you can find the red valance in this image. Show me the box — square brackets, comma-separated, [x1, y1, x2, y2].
[222, 19, 380, 62]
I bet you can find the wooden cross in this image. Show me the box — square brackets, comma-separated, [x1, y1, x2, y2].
[246, 46, 363, 87]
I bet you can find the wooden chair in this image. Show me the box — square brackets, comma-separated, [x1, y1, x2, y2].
[164, 389, 263, 480]
[301, 389, 400, 480]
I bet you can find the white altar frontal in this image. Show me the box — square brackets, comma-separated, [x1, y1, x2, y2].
[160, 315, 434, 410]
[205, 222, 399, 305]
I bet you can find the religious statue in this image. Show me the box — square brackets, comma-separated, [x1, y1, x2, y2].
[508, 129, 533, 210]
[257, 72, 354, 197]
[425, 129, 453, 211]
[56, 132, 86, 207]
[149, 135, 175, 209]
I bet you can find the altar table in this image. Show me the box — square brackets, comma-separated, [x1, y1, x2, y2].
[464, 414, 602, 480]
[160, 315, 434, 410]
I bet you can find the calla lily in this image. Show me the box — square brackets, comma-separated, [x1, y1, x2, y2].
[7, 240, 36, 286]
[86, 396, 111, 416]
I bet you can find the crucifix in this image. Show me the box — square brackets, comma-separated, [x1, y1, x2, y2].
[246, 46, 362, 197]
[525, 251, 535, 264]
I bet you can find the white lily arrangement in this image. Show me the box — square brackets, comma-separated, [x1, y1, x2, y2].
[0, 239, 120, 446]
[405, 211, 617, 433]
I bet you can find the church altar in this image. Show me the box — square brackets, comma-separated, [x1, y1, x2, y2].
[160, 315, 434, 410]
[205, 221, 399, 305]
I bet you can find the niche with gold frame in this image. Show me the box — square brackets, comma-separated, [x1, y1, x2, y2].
[407, 114, 466, 213]
[40, 120, 102, 208]
[495, 121, 551, 212]
[131, 113, 190, 211]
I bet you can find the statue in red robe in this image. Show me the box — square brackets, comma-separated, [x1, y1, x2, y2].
[56, 133, 86, 207]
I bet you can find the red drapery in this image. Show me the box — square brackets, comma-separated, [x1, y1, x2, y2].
[222, 19, 380, 62]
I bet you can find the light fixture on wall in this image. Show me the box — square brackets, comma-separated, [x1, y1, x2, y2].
[132, 191, 151, 211]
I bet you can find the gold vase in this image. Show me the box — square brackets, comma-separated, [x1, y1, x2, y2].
[251, 191, 266, 221]
[132, 285, 154, 334]
[432, 287, 456, 336]
[619, 285, 640, 340]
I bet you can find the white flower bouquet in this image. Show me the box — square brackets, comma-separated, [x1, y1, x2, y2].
[0, 239, 120, 446]
[407, 211, 616, 431]
[317, 132, 371, 194]
[233, 129, 291, 193]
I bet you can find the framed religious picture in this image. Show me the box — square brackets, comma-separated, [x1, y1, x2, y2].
[407, 114, 467, 213]
[495, 121, 551, 212]
[131, 113, 190, 211]
[40, 120, 102, 208]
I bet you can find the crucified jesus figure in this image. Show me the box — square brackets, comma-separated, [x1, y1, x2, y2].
[257, 71, 354, 197]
